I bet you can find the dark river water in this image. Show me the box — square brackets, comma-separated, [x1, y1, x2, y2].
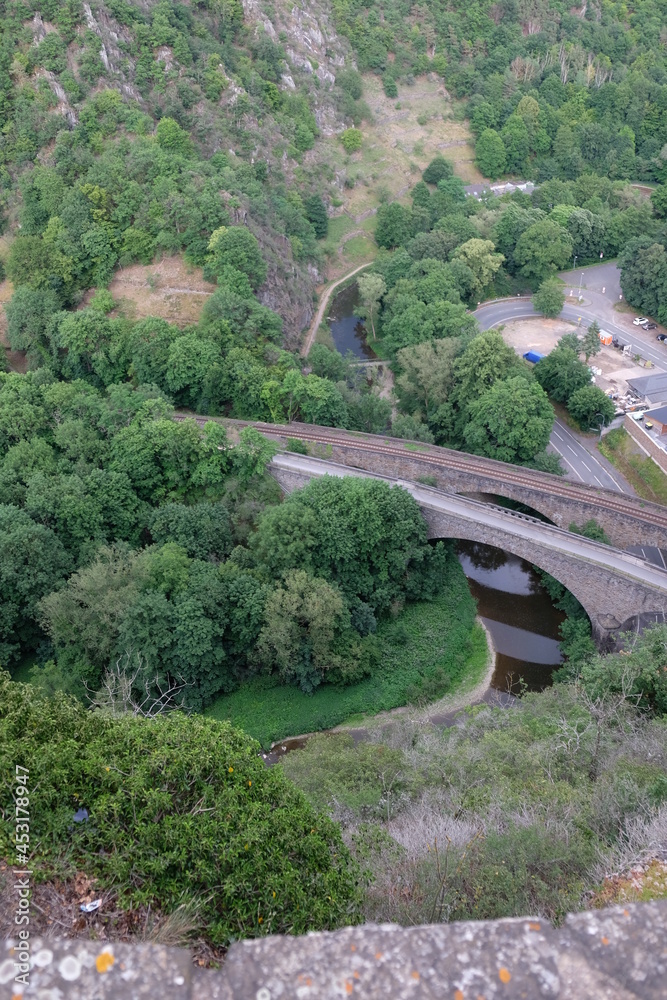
[327, 282, 376, 359]
[457, 541, 564, 695]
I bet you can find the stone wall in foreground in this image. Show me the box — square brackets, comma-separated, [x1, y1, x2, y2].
[2, 901, 666, 999]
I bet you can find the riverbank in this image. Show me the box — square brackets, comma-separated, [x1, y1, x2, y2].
[207, 558, 487, 747]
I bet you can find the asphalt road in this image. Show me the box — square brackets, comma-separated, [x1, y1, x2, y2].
[474, 299, 635, 493]
[475, 297, 667, 368]
[273, 453, 667, 593]
[549, 419, 625, 492]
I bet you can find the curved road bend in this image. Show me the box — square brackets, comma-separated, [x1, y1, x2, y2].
[473, 299, 645, 493]
[272, 453, 667, 594]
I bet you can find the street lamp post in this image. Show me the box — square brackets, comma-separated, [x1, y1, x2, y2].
[578, 271, 584, 302]
[594, 412, 605, 442]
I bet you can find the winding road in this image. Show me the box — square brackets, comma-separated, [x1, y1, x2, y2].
[473, 298, 652, 494]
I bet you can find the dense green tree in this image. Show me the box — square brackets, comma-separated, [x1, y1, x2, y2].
[357, 272, 386, 340]
[581, 322, 602, 362]
[619, 238, 667, 322]
[204, 226, 267, 289]
[463, 376, 554, 464]
[307, 344, 349, 382]
[390, 414, 434, 443]
[567, 385, 615, 431]
[395, 338, 460, 420]
[475, 129, 506, 180]
[382, 299, 476, 356]
[492, 204, 544, 273]
[0, 505, 71, 663]
[534, 347, 591, 404]
[250, 476, 448, 615]
[501, 114, 530, 174]
[155, 117, 193, 155]
[257, 569, 370, 692]
[451, 239, 504, 300]
[5, 286, 61, 355]
[375, 202, 414, 249]
[514, 219, 573, 282]
[533, 278, 565, 318]
[650, 185, 667, 219]
[304, 194, 328, 238]
[110, 417, 229, 503]
[346, 391, 392, 434]
[422, 156, 453, 184]
[149, 502, 233, 561]
[165, 335, 222, 407]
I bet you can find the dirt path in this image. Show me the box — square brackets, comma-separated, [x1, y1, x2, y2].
[300, 261, 374, 357]
[267, 619, 497, 756]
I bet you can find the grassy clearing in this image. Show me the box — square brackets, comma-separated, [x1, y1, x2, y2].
[206, 559, 487, 747]
[342, 235, 378, 262]
[600, 427, 667, 504]
[319, 74, 481, 274]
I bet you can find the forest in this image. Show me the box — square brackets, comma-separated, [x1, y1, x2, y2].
[331, 0, 667, 184]
[1, 0, 666, 961]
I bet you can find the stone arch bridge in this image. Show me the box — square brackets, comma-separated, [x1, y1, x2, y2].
[270, 452, 667, 647]
[246, 421, 667, 553]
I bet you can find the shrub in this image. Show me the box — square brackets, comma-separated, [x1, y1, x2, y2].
[422, 156, 453, 185]
[0, 676, 363, 945]
[382, 74, 398, 99]
[341, 128, 363, 153]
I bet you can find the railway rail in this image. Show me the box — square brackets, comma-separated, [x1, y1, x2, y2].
[173, 414, 667, 532]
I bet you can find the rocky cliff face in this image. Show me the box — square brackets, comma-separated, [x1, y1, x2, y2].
[242, 0, 352, 135]
[27, 0, 352, 342]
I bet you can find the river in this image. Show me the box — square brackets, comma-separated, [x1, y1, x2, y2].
[264, 542, 566, 761]
[457, 541, 564, 695]
[328, 282, 376, 359]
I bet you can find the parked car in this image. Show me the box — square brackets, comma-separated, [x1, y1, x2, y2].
[633, 317, 649, 326]
[657, 334, 667, 342]
[630, 411, 645, 420]
[645, 421, 654, 430]
[645, 323, 657, 330]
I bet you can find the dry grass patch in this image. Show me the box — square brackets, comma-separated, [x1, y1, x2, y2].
[316, 74, 482, 276]
[108, 257, 215, 327]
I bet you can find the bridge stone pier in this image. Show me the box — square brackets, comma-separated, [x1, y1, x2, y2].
[270, 457, 667, 648]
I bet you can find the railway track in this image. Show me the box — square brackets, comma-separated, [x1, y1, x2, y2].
[173, 415, 667, 532]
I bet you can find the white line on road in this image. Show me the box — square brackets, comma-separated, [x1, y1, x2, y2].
[567, 445, 578, 456]
[595, 476, 604, 487]
[551, 445, 585, 481]
[552, 431, 563, 442]
[581, 461, 591, 472]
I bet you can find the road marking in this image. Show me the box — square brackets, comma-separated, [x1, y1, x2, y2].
[581, 461, 591, 472]
[567, 445, 578, 456]
[551, 445, 585, 481]
[594, 476, 604, 487]
[552, 430, 563, 442]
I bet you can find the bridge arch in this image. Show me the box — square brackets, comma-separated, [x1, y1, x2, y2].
[426, 526, 593, 640]
[269, 456, 667, 651]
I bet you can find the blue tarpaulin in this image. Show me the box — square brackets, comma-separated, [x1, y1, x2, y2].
[523, 351, 545, 364]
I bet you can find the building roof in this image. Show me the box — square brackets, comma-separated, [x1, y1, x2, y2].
[626, 373, 667, 404]
[646, 404, 667, 423]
